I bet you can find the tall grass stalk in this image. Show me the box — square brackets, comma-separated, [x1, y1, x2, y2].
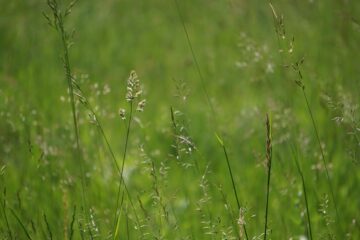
[263, 114, 272, 240]
[302, 90, 340, 222]
[268, 1, 340, 228]
[45, 3, 140, 238]
[218, 185, 242, 240]
[291, 145, 313, 240]
[45, 2, 140, 237]
[71, 76, 141, 237]
[113, 192, 125, 239]
[118, 101, 134, 196]
[215, 134, 249, 240]
[174, 1, 249, 238]
[113, 72, 147, 236]
[173, 0, 215, 117]
[44, 0, 88, 218]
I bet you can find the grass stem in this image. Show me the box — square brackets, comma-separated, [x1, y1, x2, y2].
[1, 189, 13, 240]
[291, 145, 313, 240]
[10, 209, 32, 240]
[302, 89, 340, 224]
[264, 114, 272, 240]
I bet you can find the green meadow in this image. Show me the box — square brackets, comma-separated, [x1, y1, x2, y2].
[1, 0, 359, 239]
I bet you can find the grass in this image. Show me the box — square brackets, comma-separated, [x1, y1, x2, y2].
[263, 114, 272, 240]
[291, 145, 313, 240]
[1, 0, 360, 239]
[45, 0, 89, 228]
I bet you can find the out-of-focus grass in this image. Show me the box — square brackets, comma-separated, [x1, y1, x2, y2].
[1, 0, 359, 239]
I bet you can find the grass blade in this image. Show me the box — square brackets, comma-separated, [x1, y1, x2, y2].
[69, 205, 76, 240]
[291, 145, 313, 240]
[43, 214, 53, 240]
[264, 114, 272, 240]
[10, 209, 32, 240]
[216, 134, 249, 240]
[0, 188, 13, 240]
[302, 89, 340, 223]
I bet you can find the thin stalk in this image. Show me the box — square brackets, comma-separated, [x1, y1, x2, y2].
[173, 1, 249, 238]
[46, 0, 88, 222]
[78, 220, 85, 240]
[113, 192, 125, 240]
[216, 134, 249, 240]
[1, 189, 13, 240]
[170, 106, 200, 173]
[72, 76, 141, 236]
[73, 83, 138, 208]
[291, 146, 313, 240]
[268, 1, 340, 233]
[10, 209, 32, 240]
[173, 0, 215, 117]
[69, 205, 76, 240]
[43, 214, 53, 240]
[126, 209, 130, 240]
[218, 186, 242, 240]
[112, 102, 142, 236]
[83, 101, 140, 236]
[223, 146, 241, 212]
[302, 89, 340, 223]
[59, 14, 87, 214]
[120, 102, 133, 191]
[264, 114, 272, 240]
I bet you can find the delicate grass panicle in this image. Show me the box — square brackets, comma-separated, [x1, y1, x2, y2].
[113, 70, 146, 239]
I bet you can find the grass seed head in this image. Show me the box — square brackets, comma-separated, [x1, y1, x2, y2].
[119, 108, 126, 120]
[126, 70, 142, 102]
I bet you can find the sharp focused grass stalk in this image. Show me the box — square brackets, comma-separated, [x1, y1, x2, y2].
[263, 114, 272, 240]
[291, 145, 313, 240]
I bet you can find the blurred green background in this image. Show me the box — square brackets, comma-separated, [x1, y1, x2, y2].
[1, 0, 359, 239]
